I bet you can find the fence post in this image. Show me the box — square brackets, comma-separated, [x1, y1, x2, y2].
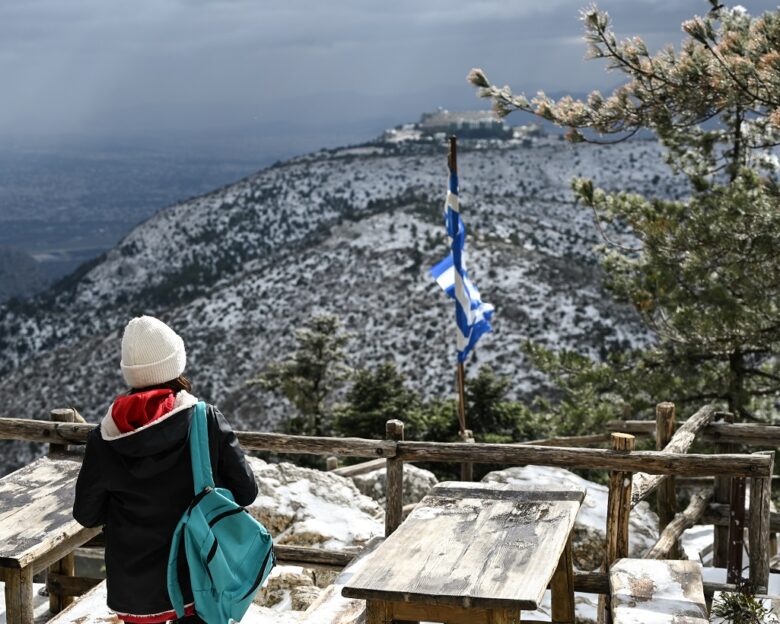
[326, 456, 338, 471]
[48, 409, 78, 613]
[599, 432, 635, 624]
[460, 429, 474, 482]
[48, 408, 79, 459]
[714, 412, 735, 569]
[749, 451, 774, 592]
[727, 476, 746, 584]
[655, 403, 677, 556]
[385, 420, 404, 537]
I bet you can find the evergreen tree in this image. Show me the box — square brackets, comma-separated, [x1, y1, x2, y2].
[333, 362, 423, 439]
[466, 367, 545, 442]
[469, 2, 780, 420]
[249, 314, 352, 435]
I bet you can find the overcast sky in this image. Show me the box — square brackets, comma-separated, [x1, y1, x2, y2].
[2, 0, 779, 156]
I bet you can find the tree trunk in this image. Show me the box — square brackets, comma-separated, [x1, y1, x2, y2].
[728, 350, 747, 421]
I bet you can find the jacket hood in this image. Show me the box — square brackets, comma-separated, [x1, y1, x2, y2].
[101, 390, 198, 459]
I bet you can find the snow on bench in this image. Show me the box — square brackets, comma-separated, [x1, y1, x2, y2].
[298, 537, 384, 624]
[46, 580, 301, 624]
[610, 558, 708, 624]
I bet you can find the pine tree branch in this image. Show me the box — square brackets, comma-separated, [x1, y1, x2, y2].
[590, 17, 679, 89]
[585, 202, 643, 252]
[579, 126, 642, 145]
[699, 38, 780, 108]
[743, 368, 780, 383]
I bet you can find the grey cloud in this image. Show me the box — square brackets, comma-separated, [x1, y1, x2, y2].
[1, 0, 779, 142]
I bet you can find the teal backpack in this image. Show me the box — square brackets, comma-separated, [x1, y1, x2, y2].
[167, 401, 275, 624]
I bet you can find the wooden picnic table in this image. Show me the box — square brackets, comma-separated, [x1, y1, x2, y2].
[342, 481, 585, 624]
[0, 456, 101, 624]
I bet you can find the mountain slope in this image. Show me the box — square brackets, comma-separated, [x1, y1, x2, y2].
[0, 134, 680, 472]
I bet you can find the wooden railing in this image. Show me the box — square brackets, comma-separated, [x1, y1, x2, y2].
[0, 401, 777, 597]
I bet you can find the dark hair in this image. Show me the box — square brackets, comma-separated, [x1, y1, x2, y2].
[129, 375, 192, 394]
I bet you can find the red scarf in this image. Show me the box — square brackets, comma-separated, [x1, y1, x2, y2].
[111, 389, 176, 433]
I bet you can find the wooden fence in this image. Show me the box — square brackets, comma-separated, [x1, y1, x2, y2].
[0, 401, 777, 598]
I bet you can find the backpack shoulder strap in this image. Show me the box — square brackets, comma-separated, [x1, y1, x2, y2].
[189, 401, 215, 494]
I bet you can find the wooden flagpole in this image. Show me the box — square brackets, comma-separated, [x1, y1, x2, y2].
[449, 136, 474, 480]
[448, 136, 467, 438]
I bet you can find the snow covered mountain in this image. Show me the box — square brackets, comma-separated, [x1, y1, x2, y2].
[0, 131, 681, 472]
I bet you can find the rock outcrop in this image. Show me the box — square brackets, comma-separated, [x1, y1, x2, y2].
[350, 463, 438, 507]
[246, 457, 383, 551]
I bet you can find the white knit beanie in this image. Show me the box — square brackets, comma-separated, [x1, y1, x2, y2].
[120, 316, 186, 389]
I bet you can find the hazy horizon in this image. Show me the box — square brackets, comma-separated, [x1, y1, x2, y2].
[4, 0, 779, 159]
[1, 0, 778, 291]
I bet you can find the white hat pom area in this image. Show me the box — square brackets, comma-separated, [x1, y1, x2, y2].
[120, 316, 186, 389]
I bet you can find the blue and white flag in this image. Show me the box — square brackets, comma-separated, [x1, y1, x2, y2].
[430, 168, 494, 363]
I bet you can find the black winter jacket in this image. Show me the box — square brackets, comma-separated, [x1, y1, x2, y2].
[73, 394, 258, 618]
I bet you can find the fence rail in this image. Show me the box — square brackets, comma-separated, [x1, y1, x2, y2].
[0, 417, 772, 477]
[606, 419, 780, 447]
[0, 401, 778, 597]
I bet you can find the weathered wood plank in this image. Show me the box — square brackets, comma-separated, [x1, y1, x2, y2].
[31, 530, 101, 577]
[46, 572, 102, 598]
[630, 404, 716, 507]
[0, 418, 398, 458]
[0, 457, 100, 570]
[606, 419, 780, 447]
[654, 403, 677, 536]
[645, 491, 712, 560]
[520, 433, 612, 447]
[704, 422, 780, 446]
[600, 433, 635, 624]
[0, 417, 93, 445]
[571, 570, 738, 599]
[390, 600, 518, 624]
[550, 535, 575, 624]
[384, 420, 404, 537]
[331, 458, 386, 478]
[702, 502, 780, 532]
[342, 481, 583, 611]
[607, 438, 634, 564]
[365, 600, 388, 624]
[236, 431, 396, 458]
[459, 429, 475, 482]
[274, 544, 359, 569]
[728, 477, 746, 585]
[3, 565, 34, 624]
[659, 404, 717, 454]
[610, 559, 707, 623]
[749, 452, 775, 591]
[678, 475, 780, 486]
[49, 409, 78, 460]
[713, 413, 735, 569]
[395, 441, 770, 477]
[0, 417, 774, 476]
[48, 552, 75, 612]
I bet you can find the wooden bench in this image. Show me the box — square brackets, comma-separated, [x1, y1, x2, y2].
[0, 456, 101, 624]
[610, 559, 708, 623]
[343, 481, 585, 624]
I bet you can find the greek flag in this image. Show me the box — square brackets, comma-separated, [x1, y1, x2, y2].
[430, 168, 494, 363]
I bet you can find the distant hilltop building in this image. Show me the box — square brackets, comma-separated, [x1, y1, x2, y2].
[381, 110, 544, 144]
[418, 109, 513, 139]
